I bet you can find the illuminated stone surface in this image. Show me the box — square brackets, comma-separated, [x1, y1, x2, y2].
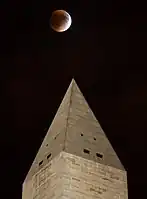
[22, 79, 128, 199]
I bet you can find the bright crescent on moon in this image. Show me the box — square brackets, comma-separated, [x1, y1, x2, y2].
[62, 13, 72, 32]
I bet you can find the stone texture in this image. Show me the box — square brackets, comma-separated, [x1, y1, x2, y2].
[22, 79, 128, 199]
[23, 152, 127, 199]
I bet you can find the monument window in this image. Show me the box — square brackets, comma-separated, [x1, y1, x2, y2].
[47, 153, 51, 159]
[83, 148, 90, 154]
[96, 153, 103, 158]
[39, 160, 43, 166]
[81, 133, 83, 136]
[93, 137, 96, 140]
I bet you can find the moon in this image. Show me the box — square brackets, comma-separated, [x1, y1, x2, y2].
[50, 10, 72, 32]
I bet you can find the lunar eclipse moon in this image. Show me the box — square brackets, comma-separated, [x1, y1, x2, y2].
[50, 10, 72, 32]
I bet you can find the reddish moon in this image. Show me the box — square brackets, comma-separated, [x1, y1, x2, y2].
[50, 10, 72, 32]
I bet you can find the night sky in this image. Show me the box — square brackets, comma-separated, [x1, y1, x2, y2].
[1, 1, 147, 199]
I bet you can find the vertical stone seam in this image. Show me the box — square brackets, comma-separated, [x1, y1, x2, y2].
[63, 80, 74, 151]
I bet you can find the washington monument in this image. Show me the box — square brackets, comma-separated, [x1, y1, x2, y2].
[22, 79, 128, 199]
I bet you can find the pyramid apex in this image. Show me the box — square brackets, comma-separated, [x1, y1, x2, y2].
[68, 78, 78, 92]
[70, 78, 76, 84]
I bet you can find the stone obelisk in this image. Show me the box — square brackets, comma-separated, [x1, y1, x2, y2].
[22, 79, 128, 199]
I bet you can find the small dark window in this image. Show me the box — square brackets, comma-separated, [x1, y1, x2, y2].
[46, 144, 48, 147]
[39, 160, 43, 166]
[96, 153, 103, 158]
[81, 133, 83, 136]
[83, 149, 90, 154]
[47, 153, 51, 159]
[94, 137, 96, 140]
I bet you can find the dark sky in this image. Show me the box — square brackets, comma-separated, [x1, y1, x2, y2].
[0, 0, 147, 198]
